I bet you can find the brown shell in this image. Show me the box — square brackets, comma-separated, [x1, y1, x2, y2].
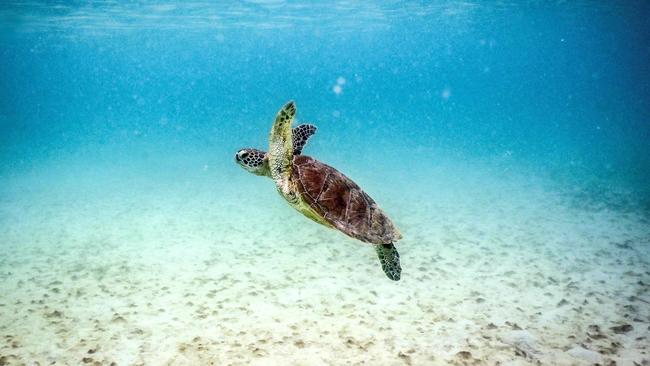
[291, 155, 402, 244]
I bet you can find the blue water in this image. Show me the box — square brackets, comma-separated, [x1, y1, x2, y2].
[2, 1, 649, 199]
[1, 1, 649, 364]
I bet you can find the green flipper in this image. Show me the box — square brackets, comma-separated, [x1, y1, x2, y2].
[375, 244, 401, 281]
[269, 101, 296, 183]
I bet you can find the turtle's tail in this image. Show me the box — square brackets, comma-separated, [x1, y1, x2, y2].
[375, 243, 401, 281]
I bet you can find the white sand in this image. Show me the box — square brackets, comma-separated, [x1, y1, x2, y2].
[0, 155, 648, 365]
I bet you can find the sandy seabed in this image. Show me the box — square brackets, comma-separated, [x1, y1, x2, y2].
[0, 158, 648, 366]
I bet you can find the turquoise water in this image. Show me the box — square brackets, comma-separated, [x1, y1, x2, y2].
[1, 2, 649, 365]
[2, 1, 649, 196]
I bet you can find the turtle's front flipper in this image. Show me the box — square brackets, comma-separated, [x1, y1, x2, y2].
[292, 124, 317, 155]
[269, 101, 296, 183]
[375, 244, 401, 281]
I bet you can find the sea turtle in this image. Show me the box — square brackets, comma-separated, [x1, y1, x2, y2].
[235, 101, 402, 281]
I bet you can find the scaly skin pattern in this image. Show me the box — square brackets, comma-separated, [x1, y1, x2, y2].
[269, 101, 296, 197]
[375, 244, 401, 281]
[292, 124, 317, 155]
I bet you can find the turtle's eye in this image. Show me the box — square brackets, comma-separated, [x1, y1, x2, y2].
[241, 152, 249, 159]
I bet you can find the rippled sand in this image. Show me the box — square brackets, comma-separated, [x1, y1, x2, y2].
[1, 157, 648, 365]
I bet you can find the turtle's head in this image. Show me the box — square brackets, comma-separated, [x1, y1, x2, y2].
[235, 148, 270, 177]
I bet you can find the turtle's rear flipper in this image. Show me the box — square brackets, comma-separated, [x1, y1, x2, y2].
[375, 243, 401, 281]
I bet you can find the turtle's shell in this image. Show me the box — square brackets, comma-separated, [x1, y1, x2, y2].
[291, 155, 402, 244]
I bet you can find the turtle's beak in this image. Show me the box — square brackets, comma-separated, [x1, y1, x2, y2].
[235, 150, 245, 163]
